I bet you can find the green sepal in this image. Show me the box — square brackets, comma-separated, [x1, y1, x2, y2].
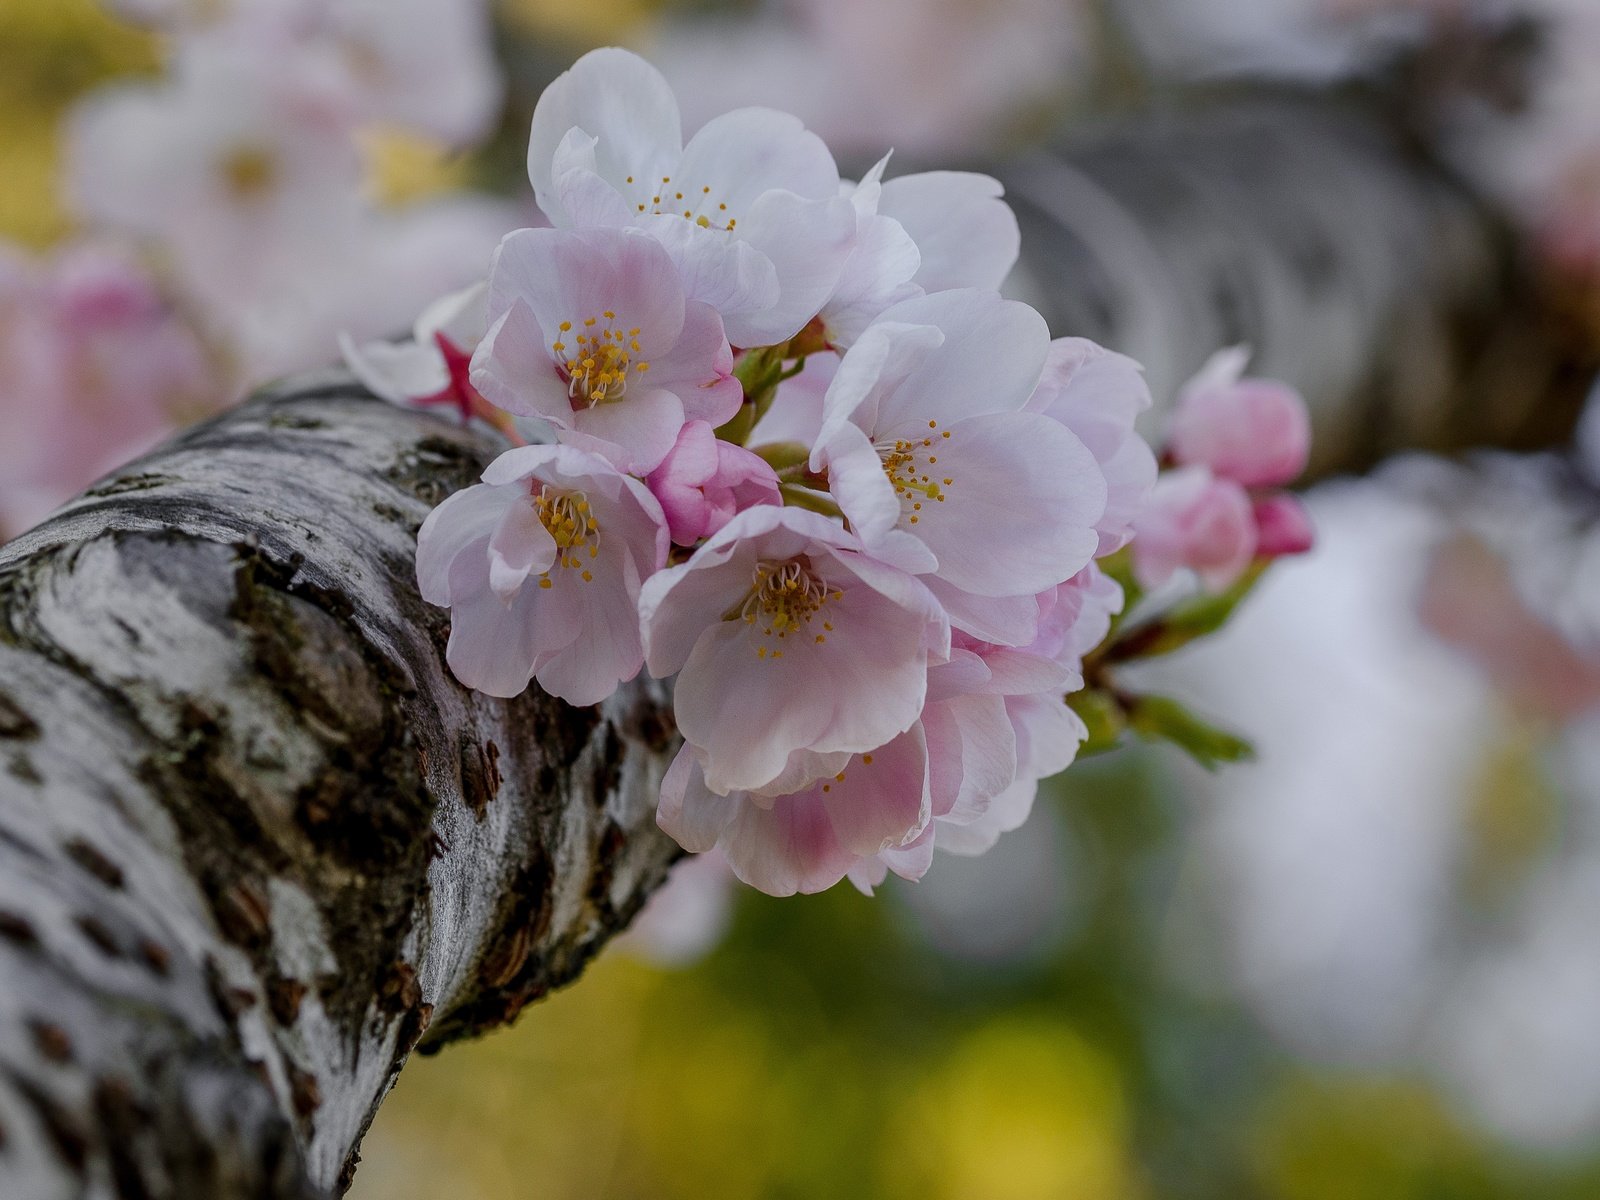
[1125, 694, 1256, 770]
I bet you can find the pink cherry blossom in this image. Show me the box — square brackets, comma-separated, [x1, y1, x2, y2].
[1025, 337, 1158, 556]
[1165, 346, 1311, 487]
[1131, 465, 1259, 591]
[289, 0, 505, 146]
[470, 227, 741, 474]
[620, 850, 736, 966]
[526, 47, 857, 348]
[639, 505, 949, 795]
[817, 163, 1023, 350]
[416, 444, 668, 705]
[342, 282, 488, 420]
[657, 727, 932, 897]
[815, 156, 922, 350]
[876, 171, 1020, 294]
[756, 565, 1117, 897]
[931, 687, 1085, 857]
[1028, 564, 1127, 677]
[646, 421, 782, 546]
[0, 241, 220, 540]
[916, 575, 1111, 853]
[1253, 493, 1316, 557]
[812, 289, 1108, 645]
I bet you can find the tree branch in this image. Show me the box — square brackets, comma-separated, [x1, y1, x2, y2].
[0, 377, 679, 1198]
[1003, 93, 1595, 473]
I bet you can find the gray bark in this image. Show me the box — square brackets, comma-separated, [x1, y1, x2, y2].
[0, 377, 679, 1198]
[0, 97, 1591, 1199]
[1002, 93, 1593, 472]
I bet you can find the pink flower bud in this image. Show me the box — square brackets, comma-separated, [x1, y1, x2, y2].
[1132, 466, 1258, 592]
[1252, 493, 1315, 557]
[1166, 347, 1310, 488]
[646, 421, 782, 546]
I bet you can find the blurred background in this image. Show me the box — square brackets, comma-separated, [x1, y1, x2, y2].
[9, 0, 1600, 1196]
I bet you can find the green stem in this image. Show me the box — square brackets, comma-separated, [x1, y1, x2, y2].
[751, 441, 811, 472]
[779, 483, 843, 519]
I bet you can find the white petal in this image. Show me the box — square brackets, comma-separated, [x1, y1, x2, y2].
[567, 386, 687, 475]
[727, 190, 857, 347]
[644, 215, 781, 325]
[656, 747, 737, 853]
[818, 727, 931, 857]
[414, 280, 489, 347]
[722, 790, 857, 896]
[527, 47, 681, 218]
[878, 172, 1020, 292]
[675, 106, 839, 212]
[416, 482, 515, 606]
[872, 290, 1050, 430]
[468, 302, 573, 422]
[901, 411, 1106, 598]
[444, 589, 543, 699]
[341, 333, 447, 406]
[489, 226, 686, 359]
[813, 320, 945, 463]
[815, 421, 902, 545]
[487, 499, 556, 600]
[549, 130, 637, 228]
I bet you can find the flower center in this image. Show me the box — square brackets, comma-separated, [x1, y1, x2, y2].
[551, 313, 650, 407]
[535, 489, 600, 587]
[219, 144, 278, 200]
[625, 172, 738, 232]
[879, 419, 955, 527]
[731, 560, 842, 660]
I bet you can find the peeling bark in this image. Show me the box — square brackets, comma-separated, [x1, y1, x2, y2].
[0, 95, 1593, 1199]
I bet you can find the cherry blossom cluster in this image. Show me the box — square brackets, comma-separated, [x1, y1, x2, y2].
[396, 48, 1158, 897]
[1132, 347, 1314, 593]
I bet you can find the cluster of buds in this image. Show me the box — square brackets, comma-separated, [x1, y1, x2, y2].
[1133, 347, 1314, 593]
[383, 49, 1312, 896]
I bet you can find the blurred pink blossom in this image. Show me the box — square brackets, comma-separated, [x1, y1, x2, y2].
[619, 850, 737, 967]
[0, 241, 221, 539]
[66, 37, 366, 362]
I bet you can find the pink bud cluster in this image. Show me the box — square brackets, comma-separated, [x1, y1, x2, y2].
[1132, 348, 1315, 593]
[403, 49, 1296, 897]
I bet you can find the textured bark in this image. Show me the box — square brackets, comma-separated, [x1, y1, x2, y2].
[1003, 93, 1594, 473]
[0, 95, 1593, 1200]
[0, 377, 680, 1199]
